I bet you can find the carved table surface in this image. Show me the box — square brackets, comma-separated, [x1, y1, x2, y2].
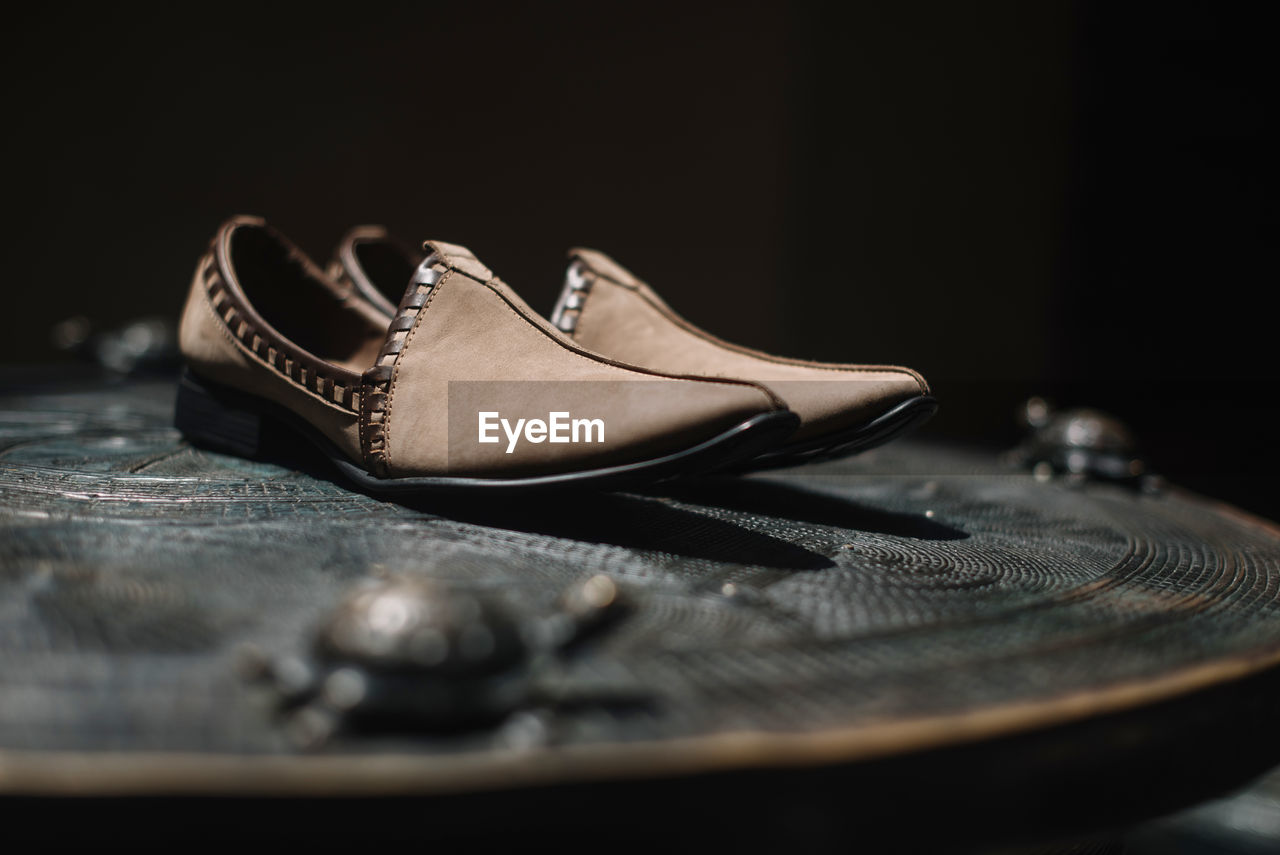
[3, 374, 1279, 848]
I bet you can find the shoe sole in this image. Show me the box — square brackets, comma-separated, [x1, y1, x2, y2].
[727, 395, 938, 473]
[174, 368, 800, 494]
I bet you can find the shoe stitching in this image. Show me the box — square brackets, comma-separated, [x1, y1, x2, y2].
[564, 269, 598, 342]
[380, 269, 449, 475]
[549, 261, 595, 336]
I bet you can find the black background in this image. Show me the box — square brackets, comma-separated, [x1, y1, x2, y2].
[3, 1, 1275, 517]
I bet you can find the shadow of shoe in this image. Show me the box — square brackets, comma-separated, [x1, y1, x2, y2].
[645, 477, 969, 541]
[394, 490, 836, 571]
[219, 431, 853, 570]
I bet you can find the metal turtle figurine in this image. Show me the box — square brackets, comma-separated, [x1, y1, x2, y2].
[1011, 396, 1153, 487]
[244, 573, 626, 747]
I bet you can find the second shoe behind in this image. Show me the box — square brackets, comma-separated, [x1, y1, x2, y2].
[332, 228, 937, 470]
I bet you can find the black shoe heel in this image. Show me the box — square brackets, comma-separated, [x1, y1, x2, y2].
[174, 368, 267, 457]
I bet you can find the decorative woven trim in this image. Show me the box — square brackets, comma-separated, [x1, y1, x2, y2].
[549, 260, 594, 334]
[200, 253, 361, 413]
[359, 256, 444, 475]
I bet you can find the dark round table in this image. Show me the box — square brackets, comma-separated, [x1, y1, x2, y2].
[3, 375, 1280, 851]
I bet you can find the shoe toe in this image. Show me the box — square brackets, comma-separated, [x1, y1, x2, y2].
[766, 368, 927, 442]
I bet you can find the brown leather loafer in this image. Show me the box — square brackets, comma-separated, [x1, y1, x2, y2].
[331, 228, 936, 470]
[175, 217, 798, 492]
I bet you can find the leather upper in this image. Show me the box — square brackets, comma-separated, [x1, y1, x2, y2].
[550, 249, 930, 442]
[362, 241, 784, 476]
[179, 218, 784, 479]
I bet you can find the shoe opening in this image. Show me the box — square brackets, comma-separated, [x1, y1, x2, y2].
[353, 235, 418, 304]
[228, 224, 385, 373]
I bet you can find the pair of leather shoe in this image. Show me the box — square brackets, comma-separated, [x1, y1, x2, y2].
[175, 216, 935, 493]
